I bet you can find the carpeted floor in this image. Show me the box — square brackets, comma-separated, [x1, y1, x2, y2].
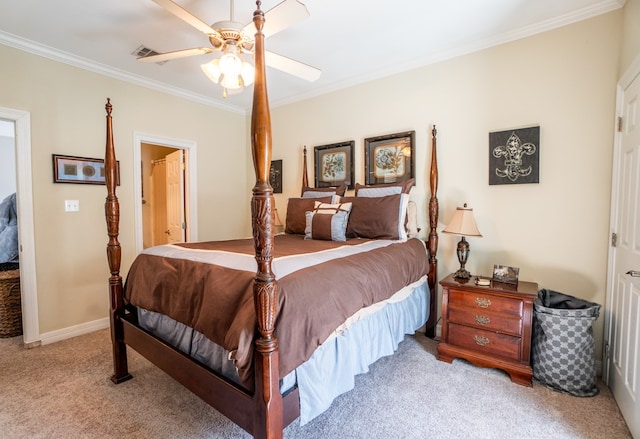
[0, 329, 632, 438]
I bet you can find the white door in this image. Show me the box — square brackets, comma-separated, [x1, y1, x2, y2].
[606, 70, 640, 438]
[165, 149, 185, 244]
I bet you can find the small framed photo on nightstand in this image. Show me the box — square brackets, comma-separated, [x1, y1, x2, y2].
[492, 264, 519, 285]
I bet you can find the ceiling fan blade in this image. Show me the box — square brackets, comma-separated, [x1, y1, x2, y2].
[152, 0, 221, 37]
[243, 0, 310, 39]
[265, 51, 321, 82]
[138, 47, 214, 63]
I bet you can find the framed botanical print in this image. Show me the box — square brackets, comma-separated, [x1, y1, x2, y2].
[364, 131, 415, 185]
[313, 141, 355, 189]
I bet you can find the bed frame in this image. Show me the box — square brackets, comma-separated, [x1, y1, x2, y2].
[103, 3, 438, 438]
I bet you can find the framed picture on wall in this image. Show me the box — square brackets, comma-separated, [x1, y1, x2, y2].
[269, 159, 282, 193]
[313, 141, 355, 189]
[364, 131, 415, 186]
[52, 154, 119, 185]
[489, 126, 540, 185]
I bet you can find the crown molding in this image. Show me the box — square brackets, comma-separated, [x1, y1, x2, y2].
[271, 0, 625, 108]
[1, 0, 625, 114]
[0, 30, 247, 115]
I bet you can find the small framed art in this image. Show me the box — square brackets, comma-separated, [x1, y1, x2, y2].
[492, 264, 520, 285]
[52, 154, 119, 185]
[364, 131, 415, 185]
[314, 141, 355, 189]
[269, 159, 283, 194]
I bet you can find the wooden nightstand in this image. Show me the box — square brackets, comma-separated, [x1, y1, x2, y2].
[437, 273, 538, 386]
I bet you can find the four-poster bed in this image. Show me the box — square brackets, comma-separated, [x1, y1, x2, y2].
[104, 3, 439, 438]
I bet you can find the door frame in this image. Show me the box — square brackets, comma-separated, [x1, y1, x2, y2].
[604, 53, 640, 382]
[0, 106, 39, 345]
[133, 132, 197, 253]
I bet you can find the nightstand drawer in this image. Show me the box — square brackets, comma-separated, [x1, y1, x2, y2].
[449, 289, 523, 317]
[448, 305, 522, 336]
[447, 323, 522, 362]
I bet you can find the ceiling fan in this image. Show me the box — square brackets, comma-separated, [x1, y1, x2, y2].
[139, 0, 321, 96]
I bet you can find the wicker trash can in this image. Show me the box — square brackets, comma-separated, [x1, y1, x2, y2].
[0, 269, 22, 338]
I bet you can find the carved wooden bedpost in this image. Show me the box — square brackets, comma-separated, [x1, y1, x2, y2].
[425, 125, 439, 338]
[104, 99, 132, 383]
[250, 3, 283, 438]
[301, 146, 308, 195]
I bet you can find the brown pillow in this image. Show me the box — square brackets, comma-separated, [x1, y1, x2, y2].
[354, 178, 415, 197]
[341, 194, 409, 240]
[285, 196, 333, 235]
[302, 184, 348, 197]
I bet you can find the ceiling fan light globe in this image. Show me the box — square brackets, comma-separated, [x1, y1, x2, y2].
[219, 52, 243, 77]
[240, 61, 255, 86]
[200, 59, 222, 83]
[220, 74, 242, 90]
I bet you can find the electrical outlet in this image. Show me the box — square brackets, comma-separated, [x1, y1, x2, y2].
[65, 200, 79, 212]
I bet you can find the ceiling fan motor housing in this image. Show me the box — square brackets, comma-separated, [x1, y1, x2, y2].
[209, 20, 254, 53]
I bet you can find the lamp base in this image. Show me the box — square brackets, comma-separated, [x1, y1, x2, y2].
[453, 268, 471, 279]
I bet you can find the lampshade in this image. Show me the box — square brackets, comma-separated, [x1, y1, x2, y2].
[442, 204, 482, 237]
[200, 43, 255, 98]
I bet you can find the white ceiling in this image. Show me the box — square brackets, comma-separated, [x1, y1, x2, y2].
[0, 0, 624, 114]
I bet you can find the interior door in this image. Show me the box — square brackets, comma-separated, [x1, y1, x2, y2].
[165, 149, 185, 244]
[606, 71, 640, 438]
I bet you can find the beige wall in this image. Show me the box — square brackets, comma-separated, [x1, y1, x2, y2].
[0, 44, 249, 334]
[271, 11, 623, 358]
[620, 0, 640, 73]
[0, 7, 632, 361]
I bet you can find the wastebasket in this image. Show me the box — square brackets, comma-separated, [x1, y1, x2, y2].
[531, 289, 601, 397]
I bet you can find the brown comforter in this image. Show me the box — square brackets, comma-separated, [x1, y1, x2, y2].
[124, 234, 428, 388]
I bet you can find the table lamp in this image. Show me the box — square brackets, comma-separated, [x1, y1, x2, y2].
[442, 203, 482, 279]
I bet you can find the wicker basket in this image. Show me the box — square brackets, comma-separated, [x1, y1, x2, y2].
[0, 269, 22, 338]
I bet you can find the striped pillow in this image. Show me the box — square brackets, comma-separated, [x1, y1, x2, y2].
[304, 202, 352, 241]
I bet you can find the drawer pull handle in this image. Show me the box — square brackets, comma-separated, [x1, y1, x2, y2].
[474, 335, 490, 346]
[475, 297, 491, 308]
[474, 315, 491, 325]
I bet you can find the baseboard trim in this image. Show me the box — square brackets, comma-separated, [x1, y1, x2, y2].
[39, 317, 109, 346]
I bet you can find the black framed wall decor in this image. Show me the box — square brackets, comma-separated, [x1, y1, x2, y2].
[313, 141, 355, 189]
[489, 126, 540, 185]
[364, 131, 415, 186]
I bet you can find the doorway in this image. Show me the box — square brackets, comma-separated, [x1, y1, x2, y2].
[604, 61, 640, 437]
[0, 107, 39, 346]
[134, 132, 198, 252]
[142, 145, 186, 247]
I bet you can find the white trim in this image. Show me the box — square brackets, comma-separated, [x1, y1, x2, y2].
[619, 52, 640, 90]
[133, 132, 198, 253]
[604, 52, 640, 383]
[0, 106, 40, 345]
[0, 30, 245, 116]
[39, 317, 109, 346]
[271, 0, 626, 108]
[0, 2, 624, 113]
